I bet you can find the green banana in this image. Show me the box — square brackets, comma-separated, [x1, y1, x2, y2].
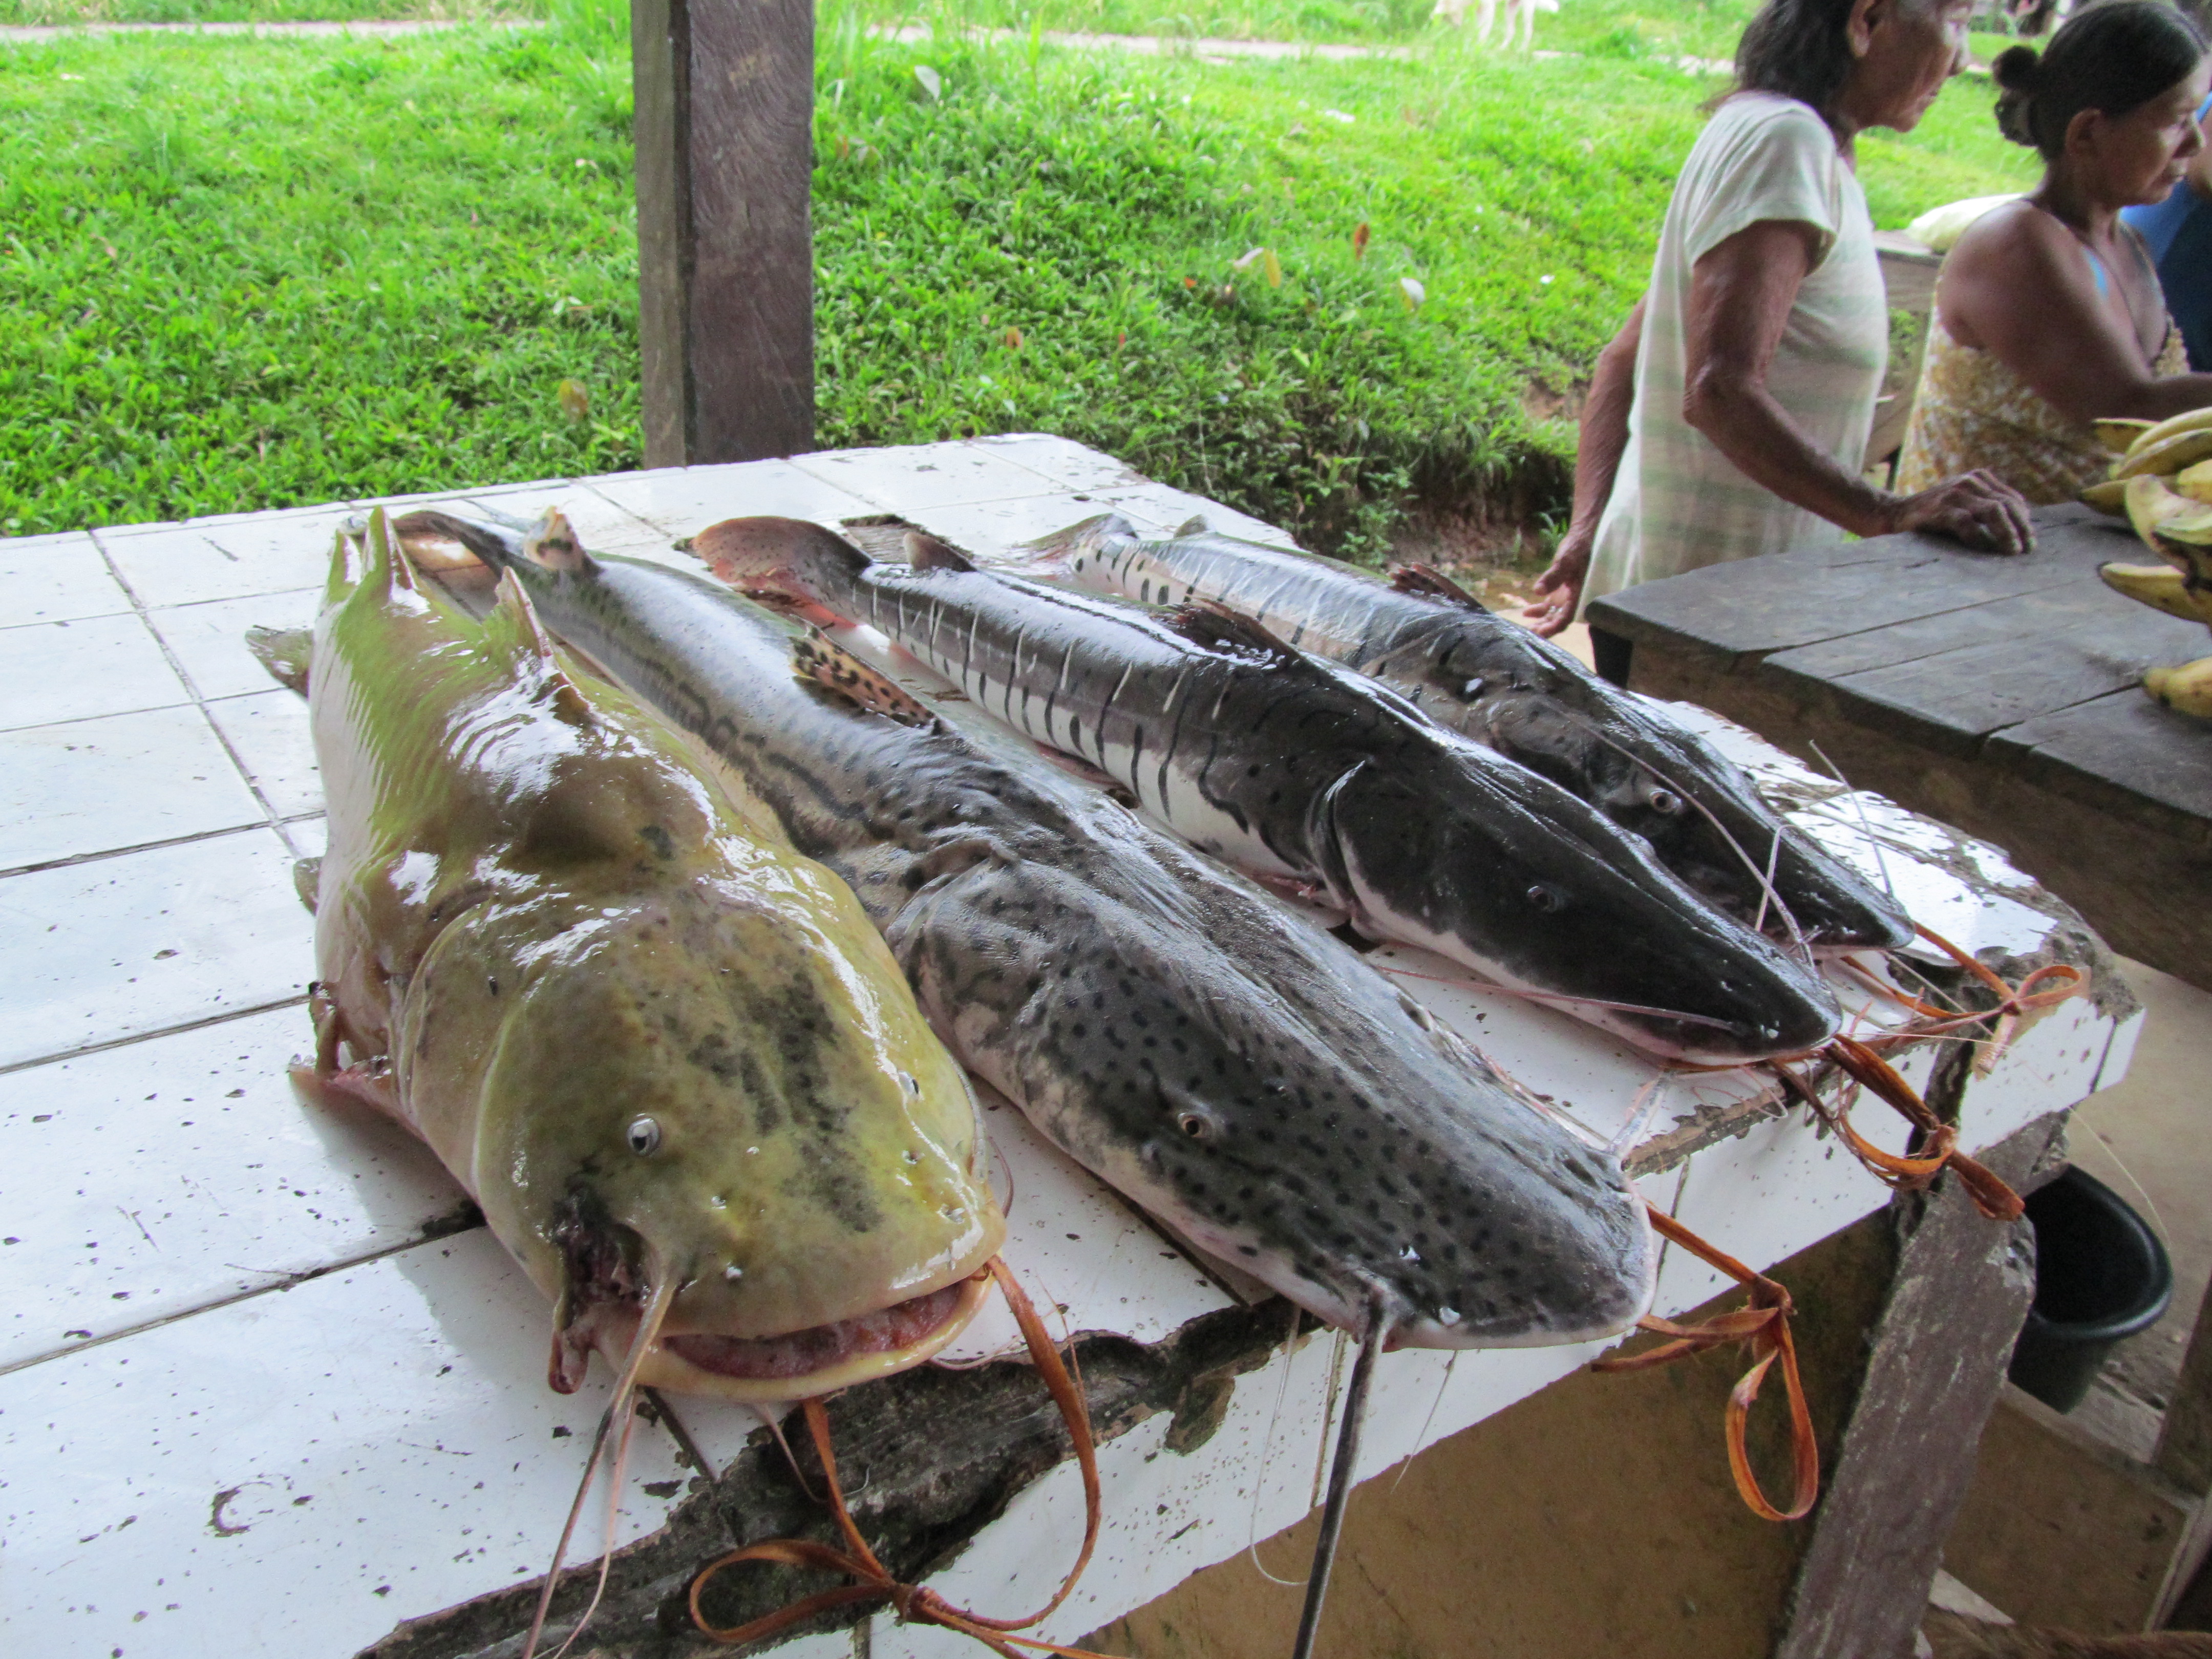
[2117, 427, 2212, 480]
[2095, 417, 2156, 455]
[2177, 458, 2212, 505]
[2081, 477, 2131, 514]
[2124, 405, 2212, 458]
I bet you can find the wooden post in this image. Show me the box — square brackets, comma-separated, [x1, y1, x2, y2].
[1772, 1115, 2062, 1659]
[631, 0, 816, 467]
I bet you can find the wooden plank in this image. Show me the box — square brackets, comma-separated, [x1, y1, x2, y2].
[632, 0, 815, 467]
[1773, 1117, 2057, 1659]
[1988, 690, 2212, 841]
[1874, 231, 1943, 316]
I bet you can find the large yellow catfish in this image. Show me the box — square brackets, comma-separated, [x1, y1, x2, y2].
[293, 511, 1002, 1400]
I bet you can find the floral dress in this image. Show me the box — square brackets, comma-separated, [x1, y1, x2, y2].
[1897, 312, 2188, 506]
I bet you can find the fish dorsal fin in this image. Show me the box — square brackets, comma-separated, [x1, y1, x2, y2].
[524, 507, 593, 573]
[1175, 515, 1210, 537]
[1390, 563, 1490, 613]
[904, 531, 977, 573]
[793, 627, 934, 727]
[1168, 599, 1305, 665]
[247, 625, 314, 697]
[490, 569, 593, 723]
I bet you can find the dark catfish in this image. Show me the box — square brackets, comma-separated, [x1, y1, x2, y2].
[1016, 514, 1912, 953]
[696, 516, 1842, 1066]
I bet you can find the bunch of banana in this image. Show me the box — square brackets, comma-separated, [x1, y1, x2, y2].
[2094, 412, 2212, 717]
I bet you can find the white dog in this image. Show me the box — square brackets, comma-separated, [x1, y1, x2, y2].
[1433, 0, 1560, 50]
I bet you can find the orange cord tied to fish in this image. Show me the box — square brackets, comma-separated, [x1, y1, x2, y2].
[690, 1259, 1107, 1658]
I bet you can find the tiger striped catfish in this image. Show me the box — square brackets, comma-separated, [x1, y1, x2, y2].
[393, 506, 1660, 1352]
[1013, 515, 1913, 953]
[696, 516, 1842, 1067]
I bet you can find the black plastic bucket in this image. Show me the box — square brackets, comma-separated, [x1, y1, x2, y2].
[2008, 1166, 2173, 1414]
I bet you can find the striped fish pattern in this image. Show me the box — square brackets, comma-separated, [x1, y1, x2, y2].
[1016, 514, 1913, 954]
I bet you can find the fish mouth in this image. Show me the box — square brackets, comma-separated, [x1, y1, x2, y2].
[615, 1272, 995, 1404]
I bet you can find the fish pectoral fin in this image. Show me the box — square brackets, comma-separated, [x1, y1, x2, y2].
[1175, 515, 1210, 537]
[1031, 743, 1139, 808]
[919, 834, 1011, 881]
[291, 856, 322, 913]
[794, 628, 935, 727]
[245, 625, 314, 696]
[694, 516, 870, 621]
[523, 507, 592, 572]
[904, 530, 979, 573]
[1389, 563, 1490, 613]
[1167, 600, 1304, 665]
[548, 1316, 594, 1394]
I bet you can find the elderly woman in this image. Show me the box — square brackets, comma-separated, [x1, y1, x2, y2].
[1530, 0, 2033, 652]
[1898, 3, 2212, 503]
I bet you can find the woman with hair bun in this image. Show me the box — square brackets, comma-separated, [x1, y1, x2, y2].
[1897, 1, 2212, 502]
[1532, 0, 2034, 657]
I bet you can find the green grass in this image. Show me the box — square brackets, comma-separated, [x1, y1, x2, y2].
[0, 0, 2041, 554]
[0, 0, 530, 24]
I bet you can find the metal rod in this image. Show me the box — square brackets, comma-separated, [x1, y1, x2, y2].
[1288, 1309, 1385, 1659]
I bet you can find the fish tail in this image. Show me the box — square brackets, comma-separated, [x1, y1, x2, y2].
[694, 516, 870, 623]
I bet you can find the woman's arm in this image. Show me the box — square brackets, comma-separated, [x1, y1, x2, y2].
[1685, 219, 2034, 554]
[1941, 206, 2212, 421]
[1529, 299, 1645, 636]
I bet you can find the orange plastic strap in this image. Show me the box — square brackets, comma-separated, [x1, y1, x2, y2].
[1846, 924, 2086, 1057]
[1591, 1209, 1820, 1523]
[689, 1259, 1107, 1656]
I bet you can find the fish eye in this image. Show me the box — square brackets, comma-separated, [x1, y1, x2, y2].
[1177, 1112, 1210, 1140]
[1525, 883, 1566, 913]
[1648, 788, 1683, 816]
[626, 1116, 662, 1156]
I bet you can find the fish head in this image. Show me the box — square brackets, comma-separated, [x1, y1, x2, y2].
[1326, 752, 1841, 1065]
[896, 836, 1654, 1350]
[418, 880, 1004, 1402]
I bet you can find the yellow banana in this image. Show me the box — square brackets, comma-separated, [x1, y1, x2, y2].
[2126, 474, 2212, 562]
[2125, 405, 2212, 458]
[2095, 417, 2155, 455]
[2178, 458, 2212, 505]
[2100, 562, 2212, 625]
[2143, 654, 2212, 719]
[2116, 427, 2212, 479]
[2081, 477, 2131, 514]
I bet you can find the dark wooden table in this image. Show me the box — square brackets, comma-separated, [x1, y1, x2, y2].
[1587, 503, 2212, 991]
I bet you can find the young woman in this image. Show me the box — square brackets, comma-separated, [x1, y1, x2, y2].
[1897, 2, 2212, 504]
[1530, 0, 2032, 648]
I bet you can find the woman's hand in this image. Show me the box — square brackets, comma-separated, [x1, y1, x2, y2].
[1883, 469, 2037, 555]
[1528, 533, 1592, 637]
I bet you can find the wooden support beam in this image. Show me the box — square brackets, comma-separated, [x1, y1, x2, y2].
[1772, 1114, 2062, 1659]
[632, 0, 816, 467]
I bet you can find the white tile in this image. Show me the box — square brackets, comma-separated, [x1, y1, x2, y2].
[451, 488, 671, 560]
[146, 587, 318, 703]
[905, 491, 1184, 560]
[967, 434, 1150, 494]
[0, 1006, 466, 1370]
[0, 706, 265, 871]
[792, 440, 1064, 511]
[0, 1229, 699, 1659]
[0, 828, 313, 1070]
[583, 459, 874, 541]
[0, 612, 187, 730]
[0, 530, 133, 625]
[204, 690, 320, 819]
[1088, 482, 1302, 549]
[99, 507, 353, 609]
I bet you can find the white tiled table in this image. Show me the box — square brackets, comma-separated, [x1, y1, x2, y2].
[0, 438, 2139, 1659]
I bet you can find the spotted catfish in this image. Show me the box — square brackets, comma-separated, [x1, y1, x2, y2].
[1016, 514, 1913, 952]
[696, 516, 1841, 1066]
[392, 505, 1660, 1352]
[274, 510, 1003, 1404]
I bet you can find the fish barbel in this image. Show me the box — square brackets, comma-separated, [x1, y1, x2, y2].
[290, 511, 1002, 1402]
[1016, 515, 1913, 953]
[393, 506, 1659, 1352]
[694, 516, 1841, 1067]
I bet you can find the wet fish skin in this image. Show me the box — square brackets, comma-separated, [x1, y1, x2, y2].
[292, 512, 1002, 1403]
[1021, 515, 1913, 953]
[696, 516, 1841, 1067]
[396, 507, 1660, 1352]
